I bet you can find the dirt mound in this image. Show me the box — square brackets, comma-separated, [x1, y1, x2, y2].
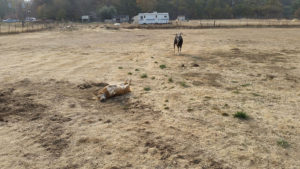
[0, 88, 47, 122]
[77, 82, 109, 90]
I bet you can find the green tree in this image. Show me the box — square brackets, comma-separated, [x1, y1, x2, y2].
[19, 0, 300, 21]
[0, 0, 9, 19]
[295, 7, 300, 18]
[195, 0, 206, 18]
[136, 0, 157, 12]
[262, 0, 283, 18]
[97, 5, 117, 20]
[206, 0, 232, 19]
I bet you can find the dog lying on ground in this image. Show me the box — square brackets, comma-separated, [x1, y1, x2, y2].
[95, 80, 131, 102]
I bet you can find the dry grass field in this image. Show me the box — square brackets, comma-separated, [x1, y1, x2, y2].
[0, 26, 300, 169]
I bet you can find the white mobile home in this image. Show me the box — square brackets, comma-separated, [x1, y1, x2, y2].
[137, 12, 169, 24]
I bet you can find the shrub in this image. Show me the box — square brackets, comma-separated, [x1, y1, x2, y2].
[144, 87, 151, 91]
[233, 111, 249, 120]
[179, 81, 188, 88]
[160, 65, 167, 69]
[141, 73, 148, 78]
[277, 139, 290, 148]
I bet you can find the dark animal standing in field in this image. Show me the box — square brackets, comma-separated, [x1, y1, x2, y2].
[174, 33, 183, 54]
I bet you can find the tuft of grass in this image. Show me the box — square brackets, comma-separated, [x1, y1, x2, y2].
[151, 76, 155, 80]
[160, 65, 167, 69]
[234, 111, 249, 120]
[233, 90, 240, 94]
[277, 139, 290, 148]
[144, 87, 151, 91]
[141, 73, 148, 78]
[168, 77, 173, 83]
[135, 69, 140, 71]
[154, 61, 158, 64]
[187, 108, 193, 112]
[164, 107, 169, 110]
[165, 100, 169, 102]
[252, 93, 260, 97]
[231, 81, 239, 83]
[241, 83, 251, 87]
[118, 66, 123, 69]
[179, 81, 188, 88]
[204, 96, 211, 99]
[128, 72, 132, 75]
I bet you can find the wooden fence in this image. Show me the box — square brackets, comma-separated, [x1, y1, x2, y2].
[0, 22, 55, 35]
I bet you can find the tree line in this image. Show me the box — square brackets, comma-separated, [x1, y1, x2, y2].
[1, 0, 300, 21]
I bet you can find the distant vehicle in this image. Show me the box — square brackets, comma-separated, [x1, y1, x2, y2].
[135, 12, 169, 24]
[2, 18, 20, 23]
[25, 17, 37, 22]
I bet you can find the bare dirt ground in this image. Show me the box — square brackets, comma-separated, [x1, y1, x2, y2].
[0, 27, 300, 169]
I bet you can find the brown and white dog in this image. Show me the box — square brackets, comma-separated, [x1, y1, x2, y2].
[95, 80, 131, 102]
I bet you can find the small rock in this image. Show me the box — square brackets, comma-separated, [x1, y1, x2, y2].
[192, 63, 199, 67]
[69, 104, 76, 108]
[104, 120, 111, 123]
[148, 148, 157, 155]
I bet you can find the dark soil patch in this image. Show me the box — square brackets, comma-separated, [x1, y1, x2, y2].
[214, 49, 287, 64]
[0, 88, 47, 122]
[183, 72, 223, 87]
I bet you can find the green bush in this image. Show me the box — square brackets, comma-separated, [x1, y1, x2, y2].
[141, 74, 148, 78]
[233, 111, 249, 120]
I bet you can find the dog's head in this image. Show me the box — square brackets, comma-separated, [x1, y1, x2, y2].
[175, 33, 183, 41]
[124, 79, 132, 85]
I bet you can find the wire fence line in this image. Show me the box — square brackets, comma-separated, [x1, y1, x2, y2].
[116, 19, 300, 29]
[0, 22, 56, 35]
[177, 19, 300, 27]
